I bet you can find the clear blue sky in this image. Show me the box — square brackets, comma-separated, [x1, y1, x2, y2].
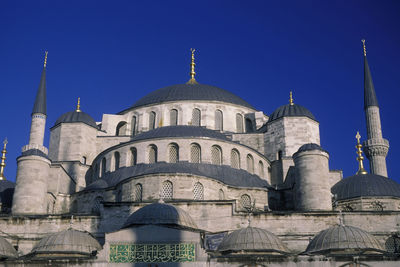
[1, 0, 400, 183]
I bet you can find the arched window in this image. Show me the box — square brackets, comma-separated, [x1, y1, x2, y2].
[211, 145, 222, 165]
[92, 196, 103, 215]
[245, 118, 253, 133]
[161, 180, 173, 200]
[47, 193, 55, 214]
[170, 109, 178, 126]
[94, 163, 99, 178]
[132, 184, 142, 202]
[193, 182, 204, 200]
[278, 150, 283, 160]
[218, 189, 225, 200]
[81, 156, 87, 165]
[190, 143, 201, 163]
[149, 111, 156, 130]
[131, 116, 137, 136]
[130, 147, 137, 166]
[168, 143, 179, 163]
[258, 161, 264, 177]
[246, 154, 254, 173]
[101, 157, 106, 177]
[148, 145, 157, 164]
[236, 113, 244, 133]
[215, 110, 223, 131]
[116, 190, 122, 202]
[240, 194, 251, 210]
[192, 108, 201, 126]
[114, 152, 120, 170]
[230, 149, 240, 169]
[116, 121, 127, 136]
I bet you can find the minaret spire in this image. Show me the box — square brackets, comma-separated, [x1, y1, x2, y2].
[32, 51, 47, 116]
[360, 40, 389, 177]
[0, 138, 8, 180]
[187, 48, 198, 84]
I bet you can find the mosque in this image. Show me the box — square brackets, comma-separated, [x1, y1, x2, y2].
[0, 41, 400, 266]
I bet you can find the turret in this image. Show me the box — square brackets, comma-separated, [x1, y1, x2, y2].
[360, 40, 389, 177]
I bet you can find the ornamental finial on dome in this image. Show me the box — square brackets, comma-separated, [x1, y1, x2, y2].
[76, 97, 81, 112]
[0, 138, 8, 180]
[187, 48, 198, 84]
[289, 91, 294, 105]
[43, 51, 48, 67]
[355, 131, 368, 175]
[361, 39, 367, 56]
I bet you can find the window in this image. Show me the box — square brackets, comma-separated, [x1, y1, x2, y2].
[192, 108, 201, 126]
[193, 182, 204, 200]
[211, 145, 222, 165]
[247, 154, 254, 173]
[240, 194, 251, 210]
[218, 189, 225, 200]
[101, 158, 106, 177]
[149, 111, 156, 130]
[130, 147, 137, 166]
[190, 143, 201, 163]
[148, 145, 157, 163]
[81, 156, 87, 165]
[131, 116, 137, 136]
[94, 163, 99, 178]
[114, 152, 120, 170]
[170, 109, 178, 126]
[258, 161, 264, 177]
[92, 196, 103, 214]
[168, 143, 179, 163]
[116, 121, 127, 136]
[230, 149, 240, 169]
[132, 184, 142, 202]
[236, 113, 244, 133]
[215, 110, 223, 131]
[245, 118, 253, 133]
[161, 180, 173, 200]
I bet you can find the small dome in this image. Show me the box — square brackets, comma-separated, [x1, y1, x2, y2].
[305, 225, 384, 255]
[268, 104, 316, 122]
[31, 228, 101, 258]
[218, 227, 289, 255]
[128, 83, 255, 110]
[123, 202, 198, 230]
[0, 236, 17, 259]
[331, 173, 400, 201]
[54, 111, 98, 128]
[296, 143, 328, 154]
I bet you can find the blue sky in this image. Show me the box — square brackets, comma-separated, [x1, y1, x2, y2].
[1, 0, 400, 182]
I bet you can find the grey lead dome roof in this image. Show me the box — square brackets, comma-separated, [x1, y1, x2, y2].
[123, 202, 198, 230]
[54, 111, 98, 128]
[305, 225, 384, 255]
[295, 143, 328, 154]
[218, 227, 289, 254]
[130, 83, 255, 110]
[331, 173, 400, 201]
[268, 104, 317, 122]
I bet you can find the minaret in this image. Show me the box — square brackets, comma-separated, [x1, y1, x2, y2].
[360, 40, 389, 177]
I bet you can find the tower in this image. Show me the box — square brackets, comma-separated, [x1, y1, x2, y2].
[361, 40, 389, 177]
[12, 52, 51, 214]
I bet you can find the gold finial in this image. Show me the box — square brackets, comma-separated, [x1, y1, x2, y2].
[44, 51, 48, 67]
[289, 91, 294, 106]
[355, 131, 368, 175]
[0, 138, 8, 180]
[361, 39, 366, 56]
[76, 97, 81, 112]
[187, 48, 198, 84]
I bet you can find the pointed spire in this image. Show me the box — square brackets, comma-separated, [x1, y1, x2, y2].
[289, 91, 294, 106]
[355, 131, 368, 175]
[187, 48, 198, 84]
[0, 138, 8, 181]
[76, 97, 81, 112]
[32, 51, 47, 115]
[362, 40, 379, 109]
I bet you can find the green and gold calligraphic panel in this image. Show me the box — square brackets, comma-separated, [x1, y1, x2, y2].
[109, 243, 196, 263]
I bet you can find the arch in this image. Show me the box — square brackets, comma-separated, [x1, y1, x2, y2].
[230, 149, 240, 169]
[131, 115, 137, 136]
[190, 143, 201, 163]
[246, 154, 254, 173]
[258, 160, 264, 177]
[149, 111, 156, 130]
[170, 109, 178, 126]
[218, 189, 225, 200]
[193, 182, 204, 200]
[116, 121, 127, 136]
[168, 143, 179, 163]
[132, 183, 143, 202]
[130, 147, 137, 166]
[101, 157, 106, 177]
[92, 196, 103, 215]
[215, 110, 223, 131]
[161, 180, 173, 200]
[148, 145, 157, 164]
[192, 108, 201, 126]
[236, 113, 244, 133]
[211, 145, 222, 165]
[114, 151, 120, 170]
[240, 194, 252, 210]
[245, 118, 253, 133]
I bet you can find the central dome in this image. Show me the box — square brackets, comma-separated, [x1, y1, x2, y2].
[130, 83, 255, 109]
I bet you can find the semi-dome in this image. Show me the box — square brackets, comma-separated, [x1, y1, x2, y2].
[53, 111, 98, 128]
[31, 228, 101, 258]
[123, 202, 198, 230]
[128, 83, 255, 110]
[305, 225, 384, 255]
[331, 173, 400, 201]
[296, 143, 328, 154]
[0, 236, 17, 259]
[268, 104, 317, 122]
[218, 227, 289, 255]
